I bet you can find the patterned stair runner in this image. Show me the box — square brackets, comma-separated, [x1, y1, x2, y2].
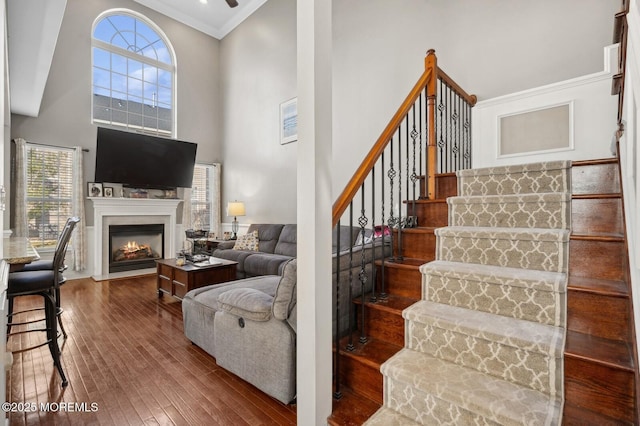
[366, 161, 571, 425]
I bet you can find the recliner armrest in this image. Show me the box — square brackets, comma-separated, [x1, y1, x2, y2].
[217, 288, 274, 321]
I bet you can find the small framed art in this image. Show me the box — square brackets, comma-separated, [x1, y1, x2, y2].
[88, 182, 103, 197]
[104, 187, 114, 197]
[280, 97, 297, 144]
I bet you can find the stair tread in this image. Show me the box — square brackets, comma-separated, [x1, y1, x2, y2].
[568, 275, 628, 297]
[382, 349, 563, 425]
[438, 225, 570, 241]
[449, 192, 571, 203]
[422, 260, 567, 291]
[328, 387, 380, 426]
[571, 232, 624, 241]
[353, 294, 418, 313]
[405, 300, 564, 356]
[565, 329, 634, 371]
[338, 334, 403, 369]
[363, 407, 421, 425]
[375, 258, 426, 268]
[572, 193, 621, 199]
[404, 198, 447, 204]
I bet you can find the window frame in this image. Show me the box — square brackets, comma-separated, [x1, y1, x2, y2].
[91, 9, 177, 137]
[190, 164, 216, 231]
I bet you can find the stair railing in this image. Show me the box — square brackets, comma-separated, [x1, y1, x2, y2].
[331, 49, 477, 400]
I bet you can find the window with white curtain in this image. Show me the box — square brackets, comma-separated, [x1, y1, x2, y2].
[91, 11, 175, 136]
[191, 164, 214, 230]
[26, 145, 74, 250]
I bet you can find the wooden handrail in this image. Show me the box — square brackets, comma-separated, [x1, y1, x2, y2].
[437, 67, 478, 107]
[332, 67, 433, 227]
[332, 49, 476, 227]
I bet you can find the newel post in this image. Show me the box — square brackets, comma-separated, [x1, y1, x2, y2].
[425, 49, 438, 200]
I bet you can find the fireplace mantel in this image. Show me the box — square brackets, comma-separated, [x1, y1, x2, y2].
[89, 197, 181, 279]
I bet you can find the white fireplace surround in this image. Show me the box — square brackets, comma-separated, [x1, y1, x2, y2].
[89, 197, 181, 279]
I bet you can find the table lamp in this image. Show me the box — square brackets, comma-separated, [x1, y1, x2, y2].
[227, 201, 246, 240]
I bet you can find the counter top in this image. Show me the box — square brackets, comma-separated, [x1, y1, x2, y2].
[3, 237, 40, 265]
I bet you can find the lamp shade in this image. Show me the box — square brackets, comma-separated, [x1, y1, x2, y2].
[227, 201, 246, 217]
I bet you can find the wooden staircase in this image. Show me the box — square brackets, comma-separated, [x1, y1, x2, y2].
[329, 158, 638, 425]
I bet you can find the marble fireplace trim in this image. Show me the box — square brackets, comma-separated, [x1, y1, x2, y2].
[89, 198, 181, 279]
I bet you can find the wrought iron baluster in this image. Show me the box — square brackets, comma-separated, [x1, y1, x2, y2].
[333, 222, 342, 400]
[370, 170, 377, 303]
[380, 150, 388, 300]
[452, 87, 459, 172]
[387, 137, 396, 260]
[438, 79, 445, 173]
[410, 105, 419, 225]
[346, 203, 355, 352]
[358, 185, 368, 344]
[396, 128, 403, 260]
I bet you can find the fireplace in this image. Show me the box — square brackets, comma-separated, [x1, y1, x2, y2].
[108, 224, 164, 273]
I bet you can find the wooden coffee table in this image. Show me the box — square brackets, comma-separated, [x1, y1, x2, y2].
[156, 257, 238, 299]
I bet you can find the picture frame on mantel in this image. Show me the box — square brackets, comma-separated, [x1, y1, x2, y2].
[280, 97, 297, 145]
[88, 182, 103, 197]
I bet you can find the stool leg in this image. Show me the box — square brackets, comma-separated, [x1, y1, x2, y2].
[44, 293, 67, 387]
[55, 288, 67, 339]
[6, 296, 13, 339]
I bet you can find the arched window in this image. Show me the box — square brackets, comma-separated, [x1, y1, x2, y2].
[92, 10, 175, 136]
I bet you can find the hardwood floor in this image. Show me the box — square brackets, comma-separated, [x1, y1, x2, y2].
[5, 275, 297, 425]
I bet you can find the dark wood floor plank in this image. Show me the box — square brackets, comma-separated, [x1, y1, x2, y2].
[6, 276, 297, 425]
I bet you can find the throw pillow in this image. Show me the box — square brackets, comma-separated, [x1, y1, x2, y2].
[233, 230, 259, 251]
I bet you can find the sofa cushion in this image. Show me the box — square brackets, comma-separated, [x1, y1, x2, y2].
[233, 230, 259, 251]
[272, 260, 296, 320]
[274, 224, 297, 257]
[244, 253, 293, 277]
[332, 225, 360, 253]
[211, 249, 254, 275]
[247, 224, 284, 253]
[217, 288, 274, 321]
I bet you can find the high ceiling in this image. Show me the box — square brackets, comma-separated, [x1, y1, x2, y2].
[132, 0, 268, 39]
[7, 0, 267, 117]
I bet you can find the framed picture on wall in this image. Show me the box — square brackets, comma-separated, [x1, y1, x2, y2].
[88, 182, 103, 197]
[280, 97, 297, 144]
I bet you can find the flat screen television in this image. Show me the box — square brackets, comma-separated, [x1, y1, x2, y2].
[94, 127, 198, 189]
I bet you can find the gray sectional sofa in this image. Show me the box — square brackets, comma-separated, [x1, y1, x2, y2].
[181, 223, 391, 404]
[213, 224, 296, 278]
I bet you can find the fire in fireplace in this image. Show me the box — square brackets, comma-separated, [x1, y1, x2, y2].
[109, 224, 164, 273]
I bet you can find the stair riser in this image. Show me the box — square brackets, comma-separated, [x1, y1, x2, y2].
[407, 201, 448, 228]
[565, 356, 634, 423]
[567, 291, 630, 341]
[571, 197, 624, 235]
[569, 239, 625, 281]
[419, 174, 458, 199]
[376, 264, 422, 299]
[423, 273, 565, 326]
[458, 163, 571, 197]
[393, 230, 436, 260]
[383, 377, 488, 425]
[572, 162, 620, 195]
[356, 305, 404, 347]
[338, 353, 383, 405]
[449, 198, 570, 229]
[405, 321, 562, 395]
[437, 234, 569, 273]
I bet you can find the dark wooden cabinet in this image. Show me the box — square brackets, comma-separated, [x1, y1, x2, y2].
[156, 258, 237, 299]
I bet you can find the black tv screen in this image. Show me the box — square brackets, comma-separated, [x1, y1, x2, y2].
[94, 127, 197, 189]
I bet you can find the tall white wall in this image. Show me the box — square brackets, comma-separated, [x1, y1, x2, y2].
[473, 45, 619, 168]
[219, 0, 297, 225]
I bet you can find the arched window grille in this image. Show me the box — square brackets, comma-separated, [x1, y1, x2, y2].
[92, 10, 176, 136]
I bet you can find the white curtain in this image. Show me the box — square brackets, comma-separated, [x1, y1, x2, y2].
[211, 163, 221, 237]
[182, 187, 192, 230]
[72, 147, 87, 271]
[13, 138, 28, 237]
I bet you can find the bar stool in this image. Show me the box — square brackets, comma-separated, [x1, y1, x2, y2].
[10, 217, 80, 337]
[6, 217, 79, 387]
